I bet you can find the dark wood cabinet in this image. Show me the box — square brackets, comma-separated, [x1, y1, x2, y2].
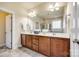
[21, 34, 26, 46]
[21, 34, 70, 57]
[39, 36, 50, 56]
[32, 36, 39, 51]
[50, 37, 70, 57]
[32, 36, 39, 46]
[32, 44, 38, 51]
[25, 35, 32, 48]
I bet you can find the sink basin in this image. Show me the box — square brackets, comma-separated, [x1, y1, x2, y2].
[34, 31, 40, 34]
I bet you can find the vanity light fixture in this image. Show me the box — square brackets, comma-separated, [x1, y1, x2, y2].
[55, 3, 60, 7]
[28, 10, 36, 17]
[48, 4, 54, 11]
[73, 2, 75, 6]
[55, 7, 59, 11]
[49, 4, 54, 9]
[48, 3, 60, 11]
[50, 8, 54, 11]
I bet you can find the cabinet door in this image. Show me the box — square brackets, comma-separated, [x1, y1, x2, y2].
[32, 44, 38, 51]
[51, 38, 70, 57]
[39, 36, 50, 56]
[26, 35, 32, 48]
[63, 39, 70, 56]
[32, 36, 39, 51]
[21, 34, 26, 46]
[32, 36, 39, 46]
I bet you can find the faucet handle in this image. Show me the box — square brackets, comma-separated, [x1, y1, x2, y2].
[73, 39, 79, 44]
[53, 33, 56, 35]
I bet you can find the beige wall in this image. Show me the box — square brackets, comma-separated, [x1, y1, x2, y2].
[0, 12, 8, 47]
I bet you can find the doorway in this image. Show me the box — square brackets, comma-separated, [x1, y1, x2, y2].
[0, 10, 12, 49]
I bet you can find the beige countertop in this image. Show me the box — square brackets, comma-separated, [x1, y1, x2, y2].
[21, 32, 70, 38]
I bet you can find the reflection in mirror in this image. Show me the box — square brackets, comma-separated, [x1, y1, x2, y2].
[35, 22, 40, 29]
[26, 2, 72, 33]
[21, 23, 24, 31]
[51, 17, 63, 33]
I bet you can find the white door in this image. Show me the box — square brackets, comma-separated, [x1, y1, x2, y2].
[5, 15, 12, 48]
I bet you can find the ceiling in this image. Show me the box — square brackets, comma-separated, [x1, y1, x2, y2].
[0, 2, 43, 16]
[0, 2, 67, 17]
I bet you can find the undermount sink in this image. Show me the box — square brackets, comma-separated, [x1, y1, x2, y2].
[34, 31, 40, 34]
[52, 33, 56, 35]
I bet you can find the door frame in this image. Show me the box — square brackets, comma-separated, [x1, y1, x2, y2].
[5, 14, 13, 49]
[0, 7, 15, 49]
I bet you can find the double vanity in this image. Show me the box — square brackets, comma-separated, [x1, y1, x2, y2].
[21, 33, 70, 57]
[20, 2, 72, 57]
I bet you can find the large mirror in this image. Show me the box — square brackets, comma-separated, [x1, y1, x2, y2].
[25, 2, 73, 33]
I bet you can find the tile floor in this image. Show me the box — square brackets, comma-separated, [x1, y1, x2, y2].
[0, 47, 45, 57]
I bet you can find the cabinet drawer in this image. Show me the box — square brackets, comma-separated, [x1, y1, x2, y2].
[32, 38, 39, 45]
[32, 36, 38, 39]
[32, 44, 38, 51]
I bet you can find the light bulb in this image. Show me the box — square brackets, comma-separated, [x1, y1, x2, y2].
[55, 3, 59, 7]
[50, 8, 54, 11]
[73, 2, 75, 6]
[28, 10, 36, 17]
[55, 7, 59, 11]
[49, 5, 53, 9]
